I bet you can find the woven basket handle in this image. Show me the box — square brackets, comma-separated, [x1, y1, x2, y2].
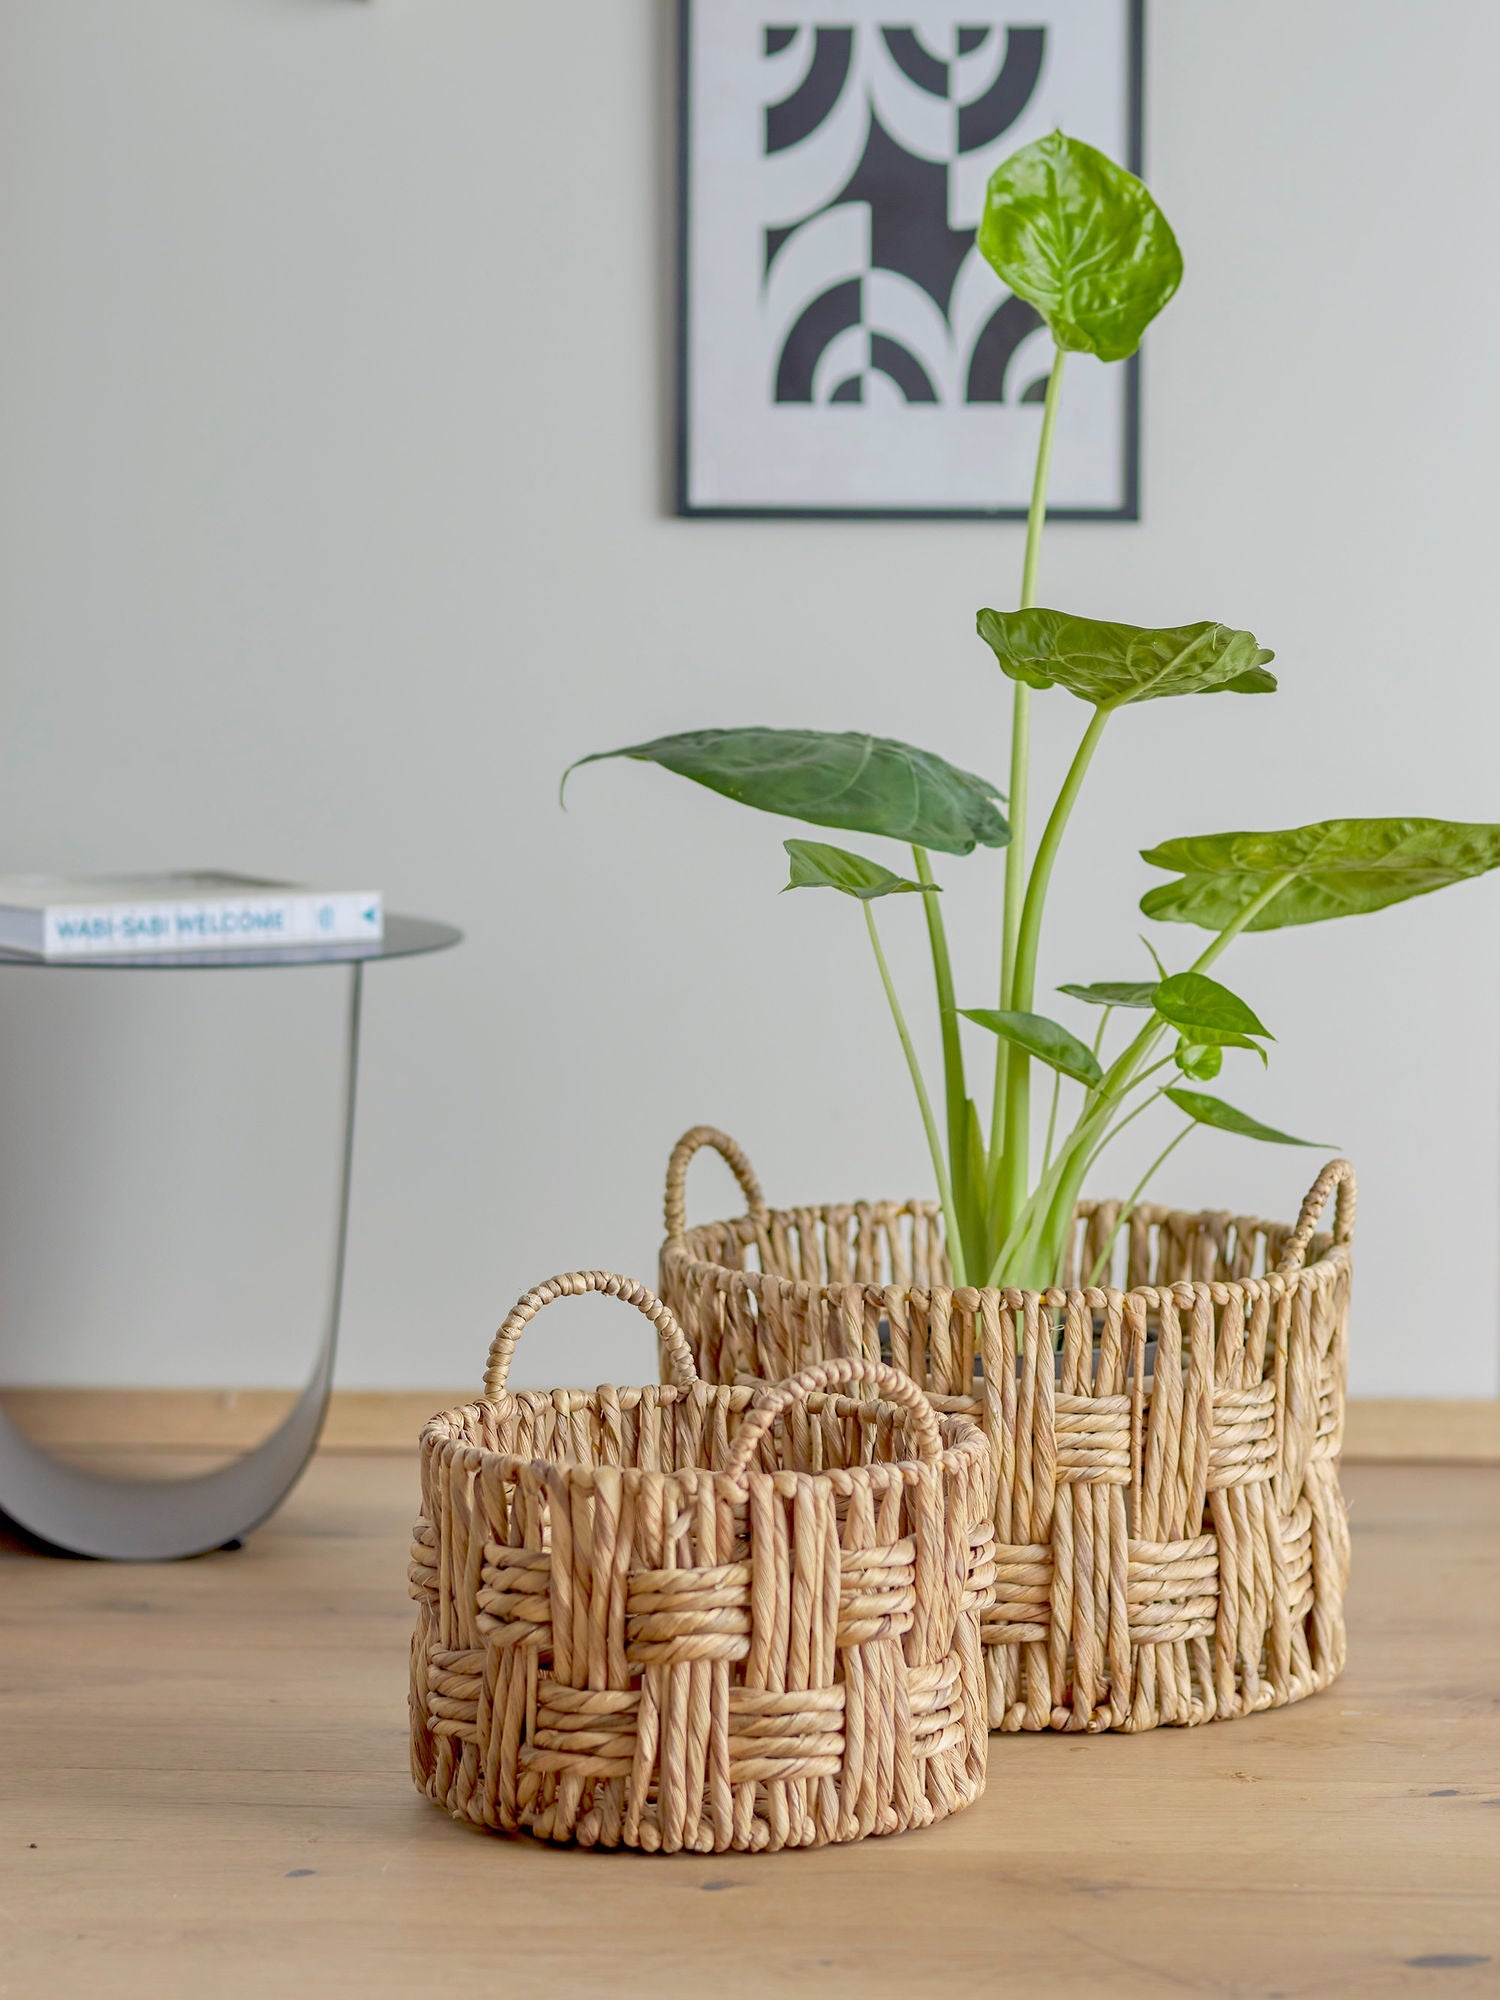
[1276, 1158, 1358, 1274]
[722, 1359, 942, 1484]
[663, 1126, 768, 1240]
[483, 1271, 700, 1398]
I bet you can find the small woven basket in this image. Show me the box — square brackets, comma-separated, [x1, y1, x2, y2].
[409, 1270, 995, 1851]
[658, 1131, 1356, 1735]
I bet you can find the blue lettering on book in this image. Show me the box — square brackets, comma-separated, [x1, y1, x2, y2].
[54, 915, 114, 941]
[174, 906, 287, 938]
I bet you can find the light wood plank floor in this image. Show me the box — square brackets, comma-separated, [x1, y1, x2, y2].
[2, 1456, 1497, 2000]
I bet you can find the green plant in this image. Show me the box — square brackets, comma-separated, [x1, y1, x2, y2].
[567, 130, 1500, 1291]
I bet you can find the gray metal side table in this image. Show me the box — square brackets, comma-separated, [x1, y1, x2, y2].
[0, 913, 461, 1560]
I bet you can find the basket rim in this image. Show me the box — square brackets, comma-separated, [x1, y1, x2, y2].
[418, 1376, 988, 1486]
[660, 1191, 1351, 1307]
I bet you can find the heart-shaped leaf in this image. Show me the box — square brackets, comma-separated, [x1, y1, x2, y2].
[959, 1008, 1102, 1089]
[977, 130, 1184, 363]
[1155, 971, 1271, 1041]
[976, 609, 1275, 708]
[1164, 1087, 1327, 1147]
[1141, 818, 1500, 931]
[1057, 980, 1159, 1009]
[783, 839, 934, 901]
[1174, 1043, 1222, 1081]
[565, 728, 1009, 857]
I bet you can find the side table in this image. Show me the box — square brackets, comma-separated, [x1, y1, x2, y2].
[0, 913, 461, 1560]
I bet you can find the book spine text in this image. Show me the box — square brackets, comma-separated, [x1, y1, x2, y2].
[42, 893, 384, 956]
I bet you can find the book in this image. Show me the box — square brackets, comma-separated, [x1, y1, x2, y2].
[0, 872, 384, 958]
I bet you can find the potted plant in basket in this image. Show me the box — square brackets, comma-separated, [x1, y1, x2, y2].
[566, 133, 1500, 1733]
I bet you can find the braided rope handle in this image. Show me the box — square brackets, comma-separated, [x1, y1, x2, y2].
[483, 1271, 700, 1398]
[722, 1358, 943, 1484]
[1276, 1158, 1358, 1274]
[663, 1126, 768, 1240]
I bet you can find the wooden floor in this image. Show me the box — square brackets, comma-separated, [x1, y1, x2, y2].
[2, 1457, 1498, 2000]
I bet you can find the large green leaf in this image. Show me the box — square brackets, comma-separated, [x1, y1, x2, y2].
[959, 1008, 1102, 1089]
[976, 130, 1184, 363]
[565, 728, 1009, 857]
[1141, 818, 1500, 931]
[976, 609, 1275, 707]
[1154, 971, 1271, 1040]
[782, 839, 933, 901]
[1164, 1087, 1327, 1148]
[1057, 980, 1159, 1009]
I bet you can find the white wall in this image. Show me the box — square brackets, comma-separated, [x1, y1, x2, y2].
[0, 0, 1494, 1400]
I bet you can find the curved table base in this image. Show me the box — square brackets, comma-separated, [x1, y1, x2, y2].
[0, 965, 362, 1561]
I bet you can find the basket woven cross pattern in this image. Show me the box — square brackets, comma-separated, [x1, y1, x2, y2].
[658, 1131, 1356, 1735]
[409, 1271, 996, 1851]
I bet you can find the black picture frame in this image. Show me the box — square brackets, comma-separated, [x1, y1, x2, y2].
[675, 0, 1147, 521]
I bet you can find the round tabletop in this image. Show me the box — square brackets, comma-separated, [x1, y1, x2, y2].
[0, 912, 462, 971]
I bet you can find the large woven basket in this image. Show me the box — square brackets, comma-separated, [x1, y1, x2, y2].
[657, 1130, 1355, 1735]
[409, 1270, 995, 1851]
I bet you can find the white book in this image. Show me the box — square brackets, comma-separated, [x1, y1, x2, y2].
[0, 872, 384, 958]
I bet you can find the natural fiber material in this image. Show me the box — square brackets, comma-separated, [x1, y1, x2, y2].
[409, 1270, 995, 1849]
[659, 1131, 1355, 1734]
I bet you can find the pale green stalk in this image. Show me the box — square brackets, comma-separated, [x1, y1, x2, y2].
[992, 346, 1067, 1161]
[983, 1168, 1054, 1289]
[997, 699, 1115, 1237]
[1189, 876, 1295, 968]
[864, 900, 968, 1284]
[1089, 870, 1298, 1115]
[1024, 872, 1304, 1280]
[1040, 1066, 1062, 1179]
[912, 846, 967, 1165]
[1076, 1075, 1171, 1180]
[983, 1066, 1170, 1288]
[1086, 1121, 1194, 1286]
[1091, 1005, 1114, 1060]
[1012, 703, 1118, 1008]
[998, 1094, 1152, 1291]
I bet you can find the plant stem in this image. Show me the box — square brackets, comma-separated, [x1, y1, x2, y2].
[993, 345, 1067, 1155]
[1187, 871, 1297, 974]
[1094, 871, 1298, 1114]
[983, 1068, 1167, 1288]
[1091, 1005, 1114, 1060]
[984, 1168, 1054, 1288]
[1011, 702, 1115, 1016]
[912, 846, 966, 1159]
[1018, 871, 1301, 1285]
[1081, 1077, 1170, 1176]
[1019, 348, 1066, 616]
[1041, 1066, 1062, 1178]
[864, 899, 967, 1285]
[1086, 1121, 1195, 1286]
[997, 699, 1114, 1235]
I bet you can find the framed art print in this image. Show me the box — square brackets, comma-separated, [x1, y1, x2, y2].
[677, 1, 1145, 518]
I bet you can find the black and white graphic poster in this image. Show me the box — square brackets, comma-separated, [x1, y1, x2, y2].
[677, 2, 1144, 517]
